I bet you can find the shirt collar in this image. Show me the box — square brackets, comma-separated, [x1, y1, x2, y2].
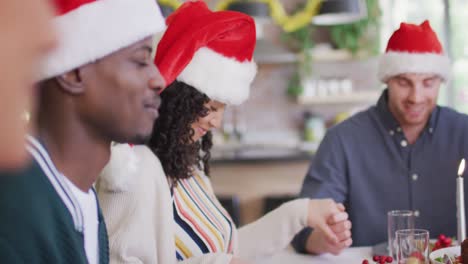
[376, 89, 439, 135]
[26, 135, 84, 232]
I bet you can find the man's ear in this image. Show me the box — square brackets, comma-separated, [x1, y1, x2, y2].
[55, 69, 85, 95]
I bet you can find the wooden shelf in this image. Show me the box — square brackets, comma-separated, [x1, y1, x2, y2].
[297, 90, 380, 105]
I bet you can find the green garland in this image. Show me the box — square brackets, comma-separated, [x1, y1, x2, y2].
[158, 0, 181, 10]
[158, 0, 323, 32]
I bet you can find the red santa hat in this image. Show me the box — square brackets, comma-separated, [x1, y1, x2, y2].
[378, 20, 451, 82]
[39, 0, 166, 80]
[154, 1, 257, 105]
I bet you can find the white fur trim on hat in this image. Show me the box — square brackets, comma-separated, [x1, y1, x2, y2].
[99, 143, 139, 192]
[378, 51, 451, 82]
[39, 0, 166, 80]
[177, 47, 257, 105]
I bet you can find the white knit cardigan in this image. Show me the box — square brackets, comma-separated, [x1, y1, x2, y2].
[96, 144, 310, 264]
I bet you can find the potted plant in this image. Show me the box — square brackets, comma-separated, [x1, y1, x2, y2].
[328, 0, 381, 58]
[282, 22, 314, 98]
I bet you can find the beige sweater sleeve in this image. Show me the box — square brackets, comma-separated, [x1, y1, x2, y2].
[97, 144, 233, 264]
[237, 198, 309, 260]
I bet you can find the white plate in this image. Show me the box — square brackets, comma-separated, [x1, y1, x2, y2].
[429, 246, 460, 264]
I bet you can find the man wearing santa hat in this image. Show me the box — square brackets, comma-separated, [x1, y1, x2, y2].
[97, 2, 349, 264]
[0, 0, 166, 263]
[292, 20, 468, 255]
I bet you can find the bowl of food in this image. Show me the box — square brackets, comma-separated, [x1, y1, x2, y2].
[429, 246, 461, 263]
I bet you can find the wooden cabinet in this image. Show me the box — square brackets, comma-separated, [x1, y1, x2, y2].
[211, 160, 310, 225]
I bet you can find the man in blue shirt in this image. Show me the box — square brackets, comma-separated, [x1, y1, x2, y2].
[292, 20, 468, 255]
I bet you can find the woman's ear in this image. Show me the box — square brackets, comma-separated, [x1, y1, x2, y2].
[55, 68, 84, 95]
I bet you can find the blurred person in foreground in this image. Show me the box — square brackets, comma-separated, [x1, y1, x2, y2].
[0, 0, 166, 262]
[0, 0, 56, 168]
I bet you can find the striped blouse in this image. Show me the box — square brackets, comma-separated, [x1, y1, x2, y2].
[172, 169, 235, 260]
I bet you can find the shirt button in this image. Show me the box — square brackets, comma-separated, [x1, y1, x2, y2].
[401, 140, 408, 147]
[414, 210, 420, 217]
[397, 127, 402, 132]
[389, 130, 395, 136]
[412, 173, 418, 181]
[429, 127, 433, 133]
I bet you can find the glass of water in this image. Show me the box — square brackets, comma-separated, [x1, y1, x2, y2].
[396, 229, 430, 264]
[388, 210, 415, 259]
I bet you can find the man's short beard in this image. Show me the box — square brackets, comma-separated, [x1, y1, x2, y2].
[127, 133, 151, 145]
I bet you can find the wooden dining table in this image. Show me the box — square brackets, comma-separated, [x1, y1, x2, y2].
[254, 246, 373, 264]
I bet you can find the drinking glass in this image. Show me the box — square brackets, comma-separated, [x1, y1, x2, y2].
[396, 229, 430, 264]
[388, 210, 415, 259]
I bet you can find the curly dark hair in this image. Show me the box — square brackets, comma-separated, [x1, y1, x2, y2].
[148, 81, 213, 182]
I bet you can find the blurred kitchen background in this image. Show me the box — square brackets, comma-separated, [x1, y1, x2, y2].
[158, 0, 468, 226]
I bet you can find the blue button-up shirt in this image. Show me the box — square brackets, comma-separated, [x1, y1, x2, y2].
[292, 89, 468, 250]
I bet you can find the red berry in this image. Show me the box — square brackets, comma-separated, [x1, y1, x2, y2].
[373, 256, 380, 261]
[435, 241, 441, 247]
[362, 260, 369, 264]
[410, 251, 424, 260]
[386, 256, 393, 263]
[439, 234, 446, 241]
[444, 237, 452, 245]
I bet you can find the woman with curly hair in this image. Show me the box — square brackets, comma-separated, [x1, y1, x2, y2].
[97, 2, 351, 264]
[149, 79, 351, 263]
[149, 80, 216, 185]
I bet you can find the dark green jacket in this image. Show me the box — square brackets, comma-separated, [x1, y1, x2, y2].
[0, 137, 109, 263]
